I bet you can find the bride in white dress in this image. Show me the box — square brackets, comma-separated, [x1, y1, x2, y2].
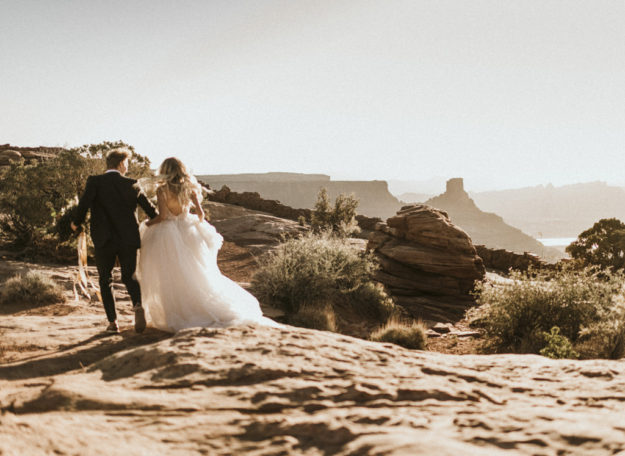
[136, 157, 279, 332]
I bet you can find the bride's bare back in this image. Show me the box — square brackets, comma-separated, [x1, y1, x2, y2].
[147, 185, 204, 225]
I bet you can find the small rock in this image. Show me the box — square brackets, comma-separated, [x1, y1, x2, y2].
[453, 330, 481, 338]
[432, 323, 452, 334]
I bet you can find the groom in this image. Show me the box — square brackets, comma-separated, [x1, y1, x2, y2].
[71, 148, 157, 334]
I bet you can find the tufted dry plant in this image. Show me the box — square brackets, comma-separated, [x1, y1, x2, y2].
[0, 270, 66, 307]
[370, 316, 428, 350]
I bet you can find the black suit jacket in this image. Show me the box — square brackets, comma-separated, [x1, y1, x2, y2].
[73, 172, 157, 249]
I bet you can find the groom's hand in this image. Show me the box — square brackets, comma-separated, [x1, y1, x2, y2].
[71, 222, 81, 233]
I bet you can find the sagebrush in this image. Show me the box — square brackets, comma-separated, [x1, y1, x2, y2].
[251, 232, 394, 331]
[471, 267, 625, 359]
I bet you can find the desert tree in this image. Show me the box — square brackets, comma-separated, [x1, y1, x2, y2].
[310, 187, 360, 237]
[566, 218, 625, 270]
[0, 141, 152, 247]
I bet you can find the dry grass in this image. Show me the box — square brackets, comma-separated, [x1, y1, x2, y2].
[0, 270, 66, 307]
[370, 317, 427, 350]
[289, 304, 337, 332]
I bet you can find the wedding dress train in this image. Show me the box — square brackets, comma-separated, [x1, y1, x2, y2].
[137, 210, 279, 332]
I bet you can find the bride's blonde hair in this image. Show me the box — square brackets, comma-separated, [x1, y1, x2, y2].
[137, 157, 206, 207]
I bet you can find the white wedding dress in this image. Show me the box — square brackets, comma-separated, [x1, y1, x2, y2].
[137, 205, 279, 332]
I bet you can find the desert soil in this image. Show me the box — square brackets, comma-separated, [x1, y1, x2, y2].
[2, 244, 624, 455]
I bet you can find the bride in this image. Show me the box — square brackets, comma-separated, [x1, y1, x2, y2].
[136, 157, 279, 332]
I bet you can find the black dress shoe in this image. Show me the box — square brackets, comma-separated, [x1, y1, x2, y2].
[106, 321, 120, 333]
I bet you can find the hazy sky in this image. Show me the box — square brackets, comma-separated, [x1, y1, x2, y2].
[1, 1, 624, 191]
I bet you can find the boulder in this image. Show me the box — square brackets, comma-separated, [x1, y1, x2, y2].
[211, 213, 308, 254]
[0, 149, 22, 165]
[368, 204, 485, 322]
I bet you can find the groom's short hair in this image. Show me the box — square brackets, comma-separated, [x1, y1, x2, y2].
[106, 148, 131, 169]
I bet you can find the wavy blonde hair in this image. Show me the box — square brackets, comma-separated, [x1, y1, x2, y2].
[136, 157, 206, 207]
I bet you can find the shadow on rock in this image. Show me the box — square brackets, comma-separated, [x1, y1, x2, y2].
[0, 328, 171, 380]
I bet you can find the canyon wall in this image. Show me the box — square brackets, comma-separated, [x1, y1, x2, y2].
[198, 173, 403, 219]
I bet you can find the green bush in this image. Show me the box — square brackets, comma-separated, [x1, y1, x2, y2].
[370, 317, 427, 350]
[576, 296, 625, 359]
[472, 267, 625, 359]
[0, 271, 66, 306]
[539, 327, 579, 359]
[251, 232, 394, 328]
[566, 218, 625, 270]
[310, 188, 360, 237]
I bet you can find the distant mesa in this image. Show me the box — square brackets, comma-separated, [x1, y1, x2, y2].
[198, 172, 404, 220]
[425, 178, 564, 261]
[199, 172, 331, 183]
[472, 181, 625, 239]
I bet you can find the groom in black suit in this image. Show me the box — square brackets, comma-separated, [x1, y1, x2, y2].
[71, 148, 157, 334]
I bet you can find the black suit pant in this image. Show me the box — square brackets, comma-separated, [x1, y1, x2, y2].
[95, 240, 142, 322]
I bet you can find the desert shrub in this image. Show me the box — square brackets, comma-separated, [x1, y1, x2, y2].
[575, 296, 625, 359]
[370, 317, 427, 350]
[251, 231, 393, 328]
[0, 271, 66, 306]
[472, 267, 625, 358]
[0, 141, 152, 249]
[348, 281, 395, 322]
[566, 218, 625, 270]
[289, 304, 337, 332]
[310, 188, 360, 237]
[539, 327, 579, 359]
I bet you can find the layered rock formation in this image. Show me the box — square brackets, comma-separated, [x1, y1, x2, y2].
[368, 204, 485, 322]
[198, 172, 403, 219]
[475, 245, 553, 273]
[426, 178, 564, 261]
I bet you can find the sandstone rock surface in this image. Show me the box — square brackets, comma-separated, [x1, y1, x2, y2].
[2, 322, 625, 455]
[2, 260, 625, 455]
[368, 204, 485, 322]
[210, 213, 308, 253]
